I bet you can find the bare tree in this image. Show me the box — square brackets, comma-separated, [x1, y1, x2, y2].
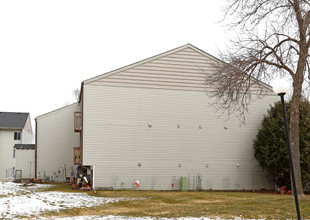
[62, 88, 80, 106]
[73, 88, 80, 102]
[210, 0, 310, 196]
[63, 100, 70, 107]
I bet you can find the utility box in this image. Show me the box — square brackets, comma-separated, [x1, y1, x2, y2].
[181, 176, 188, 191]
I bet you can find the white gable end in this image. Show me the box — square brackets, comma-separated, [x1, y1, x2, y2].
[85, 45, 216, 91]
[84, 44, 272, 94]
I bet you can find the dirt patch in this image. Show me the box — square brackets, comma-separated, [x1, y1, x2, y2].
[190, 199, 222, 204]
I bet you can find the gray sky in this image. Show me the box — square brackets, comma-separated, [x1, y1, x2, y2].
[0, 0, 228, 128]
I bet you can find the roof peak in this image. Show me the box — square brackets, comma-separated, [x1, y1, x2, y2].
[83, 43, 216, 85]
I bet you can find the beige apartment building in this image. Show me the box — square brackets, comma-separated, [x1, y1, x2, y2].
[36, 44, 277, 190]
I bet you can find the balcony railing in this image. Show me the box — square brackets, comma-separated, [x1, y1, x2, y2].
[74, 147, 81, 165]
[74, 112, 82, 132]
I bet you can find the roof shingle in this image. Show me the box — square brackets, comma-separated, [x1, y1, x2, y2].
[0, 112, 29, 129]
[13, 144, 35, 150]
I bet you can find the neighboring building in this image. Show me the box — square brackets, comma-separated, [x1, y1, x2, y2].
[36, 44, 278, 190]
[13, 144, 35, 179]
[0, 112, 34, 179]
[35, 104, 80, 182]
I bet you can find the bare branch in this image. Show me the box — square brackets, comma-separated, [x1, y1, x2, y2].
[73, 88, 80, 102]
[212, 0, 310, 195]
[210, 0, 310, 122]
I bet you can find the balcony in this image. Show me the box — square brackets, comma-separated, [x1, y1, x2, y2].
[73, 147, 81, 165]
[74, 112, 82, 132]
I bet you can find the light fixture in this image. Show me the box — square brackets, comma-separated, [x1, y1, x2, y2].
[272, 79, 290, 95]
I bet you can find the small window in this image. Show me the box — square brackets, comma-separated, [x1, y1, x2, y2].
[13, 149, 16, 158]
[14, 132, 21, 140]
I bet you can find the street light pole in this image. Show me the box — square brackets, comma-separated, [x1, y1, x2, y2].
[278, 93, 301, 220]
[273, 79, 301, 220]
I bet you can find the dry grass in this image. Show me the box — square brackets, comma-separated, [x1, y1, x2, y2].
[42, 184, 310, 219]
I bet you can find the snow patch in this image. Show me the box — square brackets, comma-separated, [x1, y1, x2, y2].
[0, 182, 120, 219]
[0, 182, 51, 196]
[0, 182, 259, 220]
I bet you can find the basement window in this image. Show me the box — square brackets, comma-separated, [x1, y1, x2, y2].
[14, 132, 21, 140]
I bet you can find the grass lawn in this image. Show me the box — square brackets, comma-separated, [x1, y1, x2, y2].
[42, 184, 310, 219]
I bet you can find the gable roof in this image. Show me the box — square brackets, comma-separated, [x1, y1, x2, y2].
[0, 112, 29, 129]
[83, 44, 217, 85]
[82, 43, 273, 94]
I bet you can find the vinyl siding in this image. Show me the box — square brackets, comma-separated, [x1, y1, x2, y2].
[36, 103, 80, 182]
[22, 129, 33, 144]
[23, 115, 33, 135]
[15, 149, 35, 179]
[83, 85, 277, 190]
[0, 130, 21, 178]
[89, 48, 211, 91]
[88, 47, 272, 94]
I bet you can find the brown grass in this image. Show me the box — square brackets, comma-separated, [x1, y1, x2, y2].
[40, 184, 310, 219]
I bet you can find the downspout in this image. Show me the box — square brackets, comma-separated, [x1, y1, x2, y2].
[35, 119, 38, 179]
[81, 82, 84, 167]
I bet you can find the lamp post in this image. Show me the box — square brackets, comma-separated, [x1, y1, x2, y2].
[273, 79, 301, 220]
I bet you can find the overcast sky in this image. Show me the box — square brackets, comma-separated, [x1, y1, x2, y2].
[0, 0, 229, 128]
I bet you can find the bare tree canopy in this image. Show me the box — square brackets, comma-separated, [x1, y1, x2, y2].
[62, 88, 80, 106]
[211, 0, 310, 195]
[73, 88, 80, 102]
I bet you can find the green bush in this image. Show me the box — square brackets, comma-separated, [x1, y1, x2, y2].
[253, 100, 310, 191]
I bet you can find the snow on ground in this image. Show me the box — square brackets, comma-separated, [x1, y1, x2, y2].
[0, 182, 257, 220]
[0, 181, 50, 196]
[0, 182, 120, 219]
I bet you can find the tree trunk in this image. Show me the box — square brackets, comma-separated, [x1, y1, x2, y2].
[289, 78, 305, 196]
